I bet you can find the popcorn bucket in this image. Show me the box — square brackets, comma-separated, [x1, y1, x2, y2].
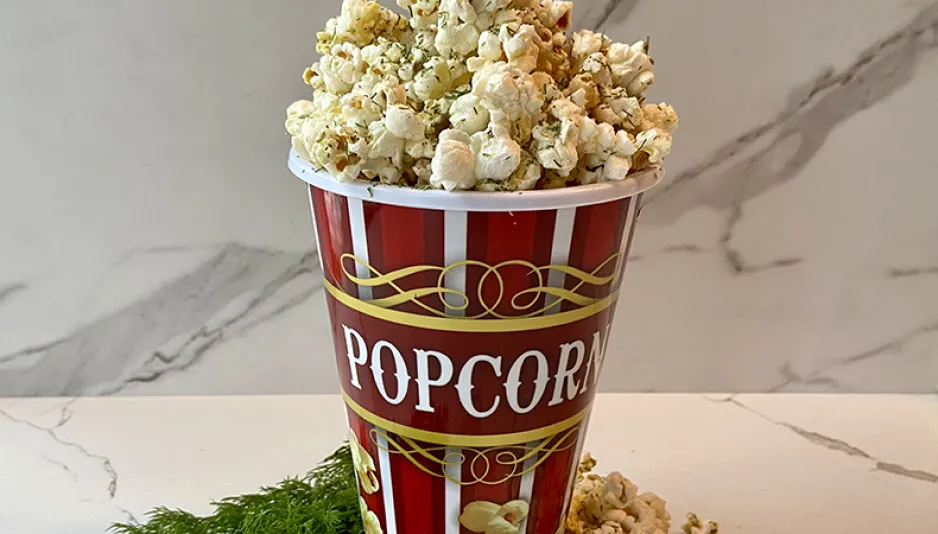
[289, 149, 663, 534]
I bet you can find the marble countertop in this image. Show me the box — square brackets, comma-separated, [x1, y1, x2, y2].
[1, 394, 935, 534]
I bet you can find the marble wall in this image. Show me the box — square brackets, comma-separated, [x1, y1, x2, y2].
[1, 0, 936, 396]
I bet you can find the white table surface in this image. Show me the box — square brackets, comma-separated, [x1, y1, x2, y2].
[1, 394, 935, 534]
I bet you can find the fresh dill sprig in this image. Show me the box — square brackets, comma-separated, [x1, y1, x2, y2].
[109, 445, 362, 534]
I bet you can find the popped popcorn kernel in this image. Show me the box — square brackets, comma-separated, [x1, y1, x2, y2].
[288, 0, 678, 191]
[565, 454, 715, 534]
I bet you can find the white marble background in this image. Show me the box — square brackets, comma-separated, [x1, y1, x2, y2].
[1, 0, 936, 396]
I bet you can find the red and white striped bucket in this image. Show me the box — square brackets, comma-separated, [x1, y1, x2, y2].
[289, 149, 663, 534]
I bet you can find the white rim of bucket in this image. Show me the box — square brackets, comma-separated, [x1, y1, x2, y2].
[288, 148, 663, 212]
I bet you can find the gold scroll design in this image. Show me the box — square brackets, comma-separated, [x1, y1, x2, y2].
[370, 426, 579, 486]
[339, 253, 622, 319]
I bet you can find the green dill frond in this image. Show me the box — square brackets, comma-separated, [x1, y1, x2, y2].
[109, 445, 361, 534]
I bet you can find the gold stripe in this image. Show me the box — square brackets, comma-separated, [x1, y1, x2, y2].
[324, 279, 617, 332]
[343, 391, 590, 447]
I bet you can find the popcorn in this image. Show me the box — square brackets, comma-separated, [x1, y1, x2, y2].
[642, 102, 679, 133]
[317, 43, 366, 94]
[541, 0, 573, 30]
[442, 0, 476, 22]
[385, 105, 424, 139]
[317, 0, 407, 53]
[607, 40, 654, 96]
[567, 74, 601, 110]
[578, 52, 613, 87]
[565, 454, 675, 534]
[422, 93, 458, 129]
[572, 30, 609, 62]
[533, 112, 579, 176]
[532, 71, 564, 103]
[436, 12, 481, 57]
[431, 129, 477, 190]
[507, 152, 542, 191]
[373, 78, 408, 107]
[477, 31, 503, 64]
[614, 130, 638, 157]
[412, 58, 452, 101]
[450, 93, 491, 134]
[471, 0, 510, 13]
[471, 123, 522, 181]
[578, 116, 616, 157]
[342, 93, 384, 126]
[285, 100, 316, 138]
[471, 62, 543, 123]
[288, 0, 677, 191]
[406, 137, 436, 159]
[501, 24, 540, 73]
[563, 454, 719, 534]
[633, 128, 672, 170]
[602, 155, 631, 182]
[682, 513, 720, 534]
[362, 39, 409, 78]
[367, 120, 405, 161]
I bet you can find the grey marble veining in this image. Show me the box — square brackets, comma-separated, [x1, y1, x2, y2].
[0, 245, 321, 396]
[572, 0, 640, 31]
[0, 283, 26, 304]
[2, 395, 936, 533]
[1, 0, 936, 396]
[646, 0, 938, 221]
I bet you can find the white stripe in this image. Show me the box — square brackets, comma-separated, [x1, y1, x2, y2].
[545, 208, 577, 314]
[612, 197, 639, 288]
[558, 419, 590, 528]
[376, 432, 398, 534]
[443, 211, 468, 317]
[348, 198, 372, 300]
[444, 446, 462, 534]
[517, 441, 538, 534]
[443, 212, 467, 534]
[307, 188, 325, 271]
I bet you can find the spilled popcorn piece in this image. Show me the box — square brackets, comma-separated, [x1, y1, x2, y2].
[565, 453, 717, 534]
[286, 0, 678, 191]
[682, 513, 719, 534]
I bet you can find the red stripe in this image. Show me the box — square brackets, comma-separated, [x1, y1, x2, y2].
[374, 203, 432, 314]
[580, 199, 627, 300]
[526, 427, 580, 534]
[484, 211, 539, 317]
[311, 187, 339, 288]
[318, 190, 358, 297]
[423, 210, 445, 314]
[465, 212, 490, 317]
[563, 199, 629, 310]
[390, 438, 439, 534]
[553, 424, 588, 530]
[463, 211, 557, 318]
